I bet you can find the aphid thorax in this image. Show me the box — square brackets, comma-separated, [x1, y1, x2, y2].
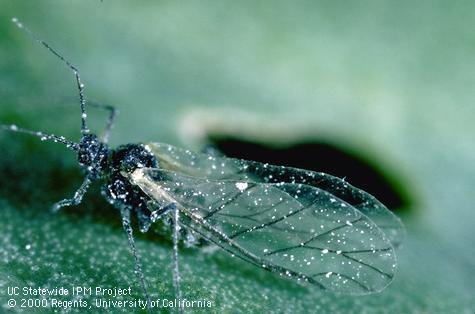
[103, 144, 159, 232]
[75, 134, 158, 232]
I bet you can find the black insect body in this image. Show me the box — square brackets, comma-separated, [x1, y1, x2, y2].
[103, 143, 159, 231]
[2, 18, 404, 312]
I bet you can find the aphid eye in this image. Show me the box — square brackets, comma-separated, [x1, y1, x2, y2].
[78, 153, 90, 165]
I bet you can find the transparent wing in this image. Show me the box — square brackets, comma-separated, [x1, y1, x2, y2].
[146, 142, 404, 247]
[129, 167, 398, 294]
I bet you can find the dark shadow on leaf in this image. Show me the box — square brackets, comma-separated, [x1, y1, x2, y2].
[208, 136, 413, 212]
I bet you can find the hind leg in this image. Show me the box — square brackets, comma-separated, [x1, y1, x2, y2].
[119, 205, 151, 310]
[171, 204, 184, 314]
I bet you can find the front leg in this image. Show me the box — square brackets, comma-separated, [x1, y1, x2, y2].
[52, 176, 91, 212]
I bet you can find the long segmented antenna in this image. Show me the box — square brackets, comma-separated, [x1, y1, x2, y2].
[11, 17, 90, 134]
[0, 124, 79, 151]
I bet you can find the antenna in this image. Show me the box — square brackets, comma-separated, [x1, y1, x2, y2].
[11, 17, 90, 135]
[0, 124, 79, 151]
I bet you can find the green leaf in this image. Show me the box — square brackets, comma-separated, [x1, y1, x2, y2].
[1, 1, 474, 313]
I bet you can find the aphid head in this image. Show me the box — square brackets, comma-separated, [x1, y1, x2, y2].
[2, 18, 120, 182]
[78, 134, 110, 180]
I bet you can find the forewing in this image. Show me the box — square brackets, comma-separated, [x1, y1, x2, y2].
[130, 167, 397, 294]
[147, 142, 404, 247]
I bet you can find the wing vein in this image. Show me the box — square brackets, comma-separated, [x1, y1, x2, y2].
[342, 253, 393, 279]
[203, 183, 257, 219]
[311, 272, 371, 292]
[178, 206, 328, 290]
[229, 198, 318, 239]
[265, 217, 364, 256]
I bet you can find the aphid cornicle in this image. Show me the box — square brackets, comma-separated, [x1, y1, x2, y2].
[2, 17, 404, 310]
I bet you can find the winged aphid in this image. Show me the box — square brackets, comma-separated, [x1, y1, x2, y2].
[2, 17, 404, 309]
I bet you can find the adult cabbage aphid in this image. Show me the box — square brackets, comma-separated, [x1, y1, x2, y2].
[2, 18, 404, 306]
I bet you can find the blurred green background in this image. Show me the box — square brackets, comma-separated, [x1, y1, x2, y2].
[1, 1, 474, 313]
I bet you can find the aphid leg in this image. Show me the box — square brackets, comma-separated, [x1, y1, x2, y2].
[171, 203, 184, 313]
[119, 206, 152, 311]
[51, 176, 92, 212]
[150, 203, 177, 223]
[136, 206, 152, 233]
[88, 101, 118, 144]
